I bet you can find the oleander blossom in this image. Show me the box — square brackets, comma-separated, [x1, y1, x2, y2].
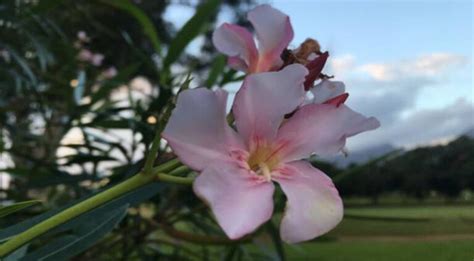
[213, 4, 330, 89]
[212, 4, 293, 73]
[162, 64, 380, 243]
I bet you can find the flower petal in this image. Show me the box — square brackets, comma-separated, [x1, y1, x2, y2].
[273, 161, 343, 244]
[324, 93, 349, 107]
[311, 80, 346, 104]
[228, 56, 248, 72]
[304, 52, 329, 90]
[213, 23, 258, 72]
[247, 4, 293, 72]
[232, 64, 308, 146]
[276, 103, 380, 161]
[163, 88, 243, 171]
[193, 161, 275, 239]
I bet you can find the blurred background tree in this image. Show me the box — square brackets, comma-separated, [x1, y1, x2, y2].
[0, 0, 473, 260]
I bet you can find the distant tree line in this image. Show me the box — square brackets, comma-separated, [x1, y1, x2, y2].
[332, 136, 474, 203]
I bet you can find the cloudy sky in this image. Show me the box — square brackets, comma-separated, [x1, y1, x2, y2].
[165, 0, 473, 151]
[267, 0, 473, 150]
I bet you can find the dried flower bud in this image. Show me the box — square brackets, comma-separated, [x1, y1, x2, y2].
[294, 38, 321, 63]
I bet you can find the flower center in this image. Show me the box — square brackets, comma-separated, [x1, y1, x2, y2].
[247, 144, 281, 181]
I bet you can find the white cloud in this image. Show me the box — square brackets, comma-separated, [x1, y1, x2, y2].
[328, 54, 355, 77]
[348, 98, 474, 150]
[410, 53, 468, 75]
[357, 53, 468, 81]
[329, 52, 472, 150]
[358, 63, 394, 81]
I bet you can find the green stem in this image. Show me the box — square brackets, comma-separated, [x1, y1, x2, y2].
[143, 130, 164, 175]
[152, 158, 181, 173]
[0, 160, 191, 257]
[156, 173, 194, 185]
[168, 165, 191, 176]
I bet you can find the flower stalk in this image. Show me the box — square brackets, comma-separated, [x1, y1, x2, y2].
[0, 160, 191, 257]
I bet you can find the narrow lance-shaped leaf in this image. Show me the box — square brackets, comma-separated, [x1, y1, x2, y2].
[163, 0, 221, 69]
[205, 55, 226, 88]
[101, 0, 162, 54]
[0, 183, 163, 242]
[0, 200, 41, 219]
[22, 205, 128, 261]
[3, 244, 29, 261]
[266, 221, 286, 261]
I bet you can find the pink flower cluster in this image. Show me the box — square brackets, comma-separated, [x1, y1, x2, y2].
[163, 5, 379, 243]
[75, 31, 116, 79]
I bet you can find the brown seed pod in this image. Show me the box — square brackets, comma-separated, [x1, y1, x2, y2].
[294, 38, 321, 63]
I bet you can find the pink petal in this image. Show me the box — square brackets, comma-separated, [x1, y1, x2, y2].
[247, 4, 293, 72]
[273, 161, 343, 244]
[304, 52, 329, 90]
[91, 53, 104, 66]
[276, 103, 380, 162]
[213, 23, 258, 72]
[77, 49, 92, 62]
[232, 64, 308, 147]
[162, 88, 243, 171]
[193, 161, 274, 239]
[228, 56, 248, 72]
[324, 93, 349, 107]
[311, 80, 346, 104]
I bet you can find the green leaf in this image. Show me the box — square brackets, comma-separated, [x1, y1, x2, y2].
[219, 68, 238, 86]
[88, 119, 131, 129]
[3, 244, 29, 261]
[60, 154, 116, 166]
[1, 44, 37, 84]
[163, 0, 221, 69]
[22, 205, 128, 261]
[266, 221, 286, 261]
[205, 55, 226, 88]
[0, 200, 41, 219]
[0, 183, 163, 242]
[73, 70, 86, 104]
[101, 0, 161, 53]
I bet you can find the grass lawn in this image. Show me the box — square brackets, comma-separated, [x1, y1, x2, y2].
[345, 205, 474, 219]
[329, 205, 474, 237]
[284, 205, 474, 261]
[286, 240, 474, 261]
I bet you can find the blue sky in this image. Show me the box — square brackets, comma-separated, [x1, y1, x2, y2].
[273, 1, 472, 61]
[265, 0, 473, 150]
[271, 0, 472, 109]
[165, 0, 473, 150]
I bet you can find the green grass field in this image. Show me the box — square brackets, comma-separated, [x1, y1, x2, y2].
[285, 205, 474, 261]
[286, 240, 474, 261]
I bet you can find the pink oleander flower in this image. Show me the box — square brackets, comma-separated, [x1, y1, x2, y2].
[213, 5, 330, 89]
[213, 4, 293, 73]
[91, 53, 104, 66]
[77, 49, 93, 62]
[77, 31, 90, 43]
[101, 66, 118, 79]
[162, 64, 380, 243]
